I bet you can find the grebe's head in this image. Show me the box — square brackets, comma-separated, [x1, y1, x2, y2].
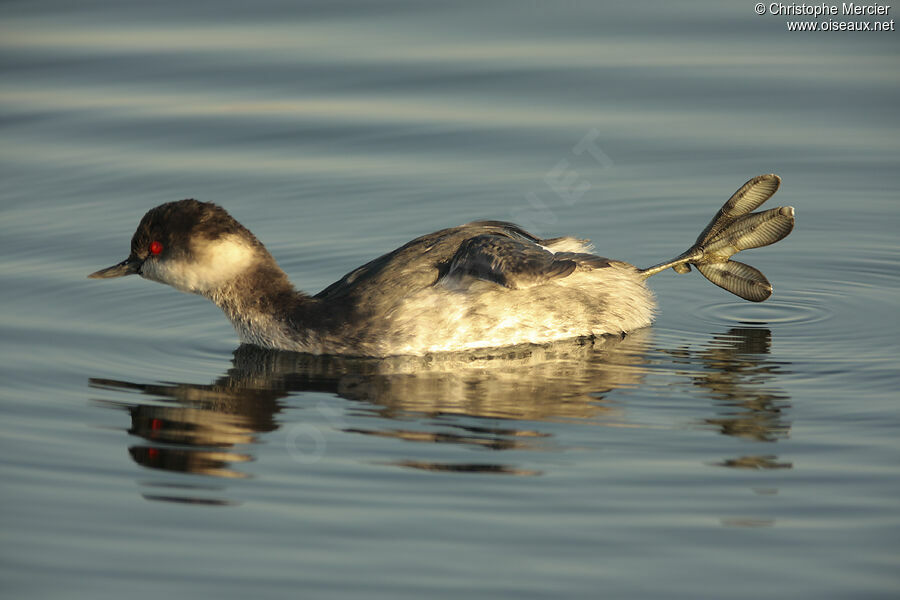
[89, 199, 266, 295]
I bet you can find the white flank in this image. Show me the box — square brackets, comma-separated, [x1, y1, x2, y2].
[540, 236, 594, 254]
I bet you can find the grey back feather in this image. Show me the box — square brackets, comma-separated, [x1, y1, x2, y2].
[445, 235, 577, 289]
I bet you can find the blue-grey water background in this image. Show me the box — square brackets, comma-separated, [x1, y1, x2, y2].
[2, 1, 899, 598]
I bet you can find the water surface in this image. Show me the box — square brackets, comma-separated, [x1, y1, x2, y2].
[2, 2, 899, 598]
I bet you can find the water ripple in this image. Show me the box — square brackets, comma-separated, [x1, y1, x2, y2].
[696, 292, 831, 328]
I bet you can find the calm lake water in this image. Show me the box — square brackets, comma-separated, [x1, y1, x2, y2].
[2, 1, 899, 598]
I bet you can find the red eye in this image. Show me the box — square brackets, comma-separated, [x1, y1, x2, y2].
[150, 241, 163, 255]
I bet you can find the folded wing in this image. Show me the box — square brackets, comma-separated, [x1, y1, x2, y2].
[443, 234, 579, 289]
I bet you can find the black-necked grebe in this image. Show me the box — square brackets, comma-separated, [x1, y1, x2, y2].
[89, 174, 794, 356]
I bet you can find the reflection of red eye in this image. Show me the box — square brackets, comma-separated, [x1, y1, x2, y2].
[150, 241, 163, 255]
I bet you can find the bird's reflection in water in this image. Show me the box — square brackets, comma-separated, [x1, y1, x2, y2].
[662, 327, 793, 471]
[91, 327, 792, 504]
[91, 376, 287, 505]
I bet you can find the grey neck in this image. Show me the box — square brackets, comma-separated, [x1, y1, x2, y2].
[205, 259, 316, 350]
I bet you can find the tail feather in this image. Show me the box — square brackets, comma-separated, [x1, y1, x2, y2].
[639, 174, 795, 302]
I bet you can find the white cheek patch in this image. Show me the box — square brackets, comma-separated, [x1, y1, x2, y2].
[141, 235, 257, 295]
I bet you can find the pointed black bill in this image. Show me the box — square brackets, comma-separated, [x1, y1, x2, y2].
[88, 256, 143, 279]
